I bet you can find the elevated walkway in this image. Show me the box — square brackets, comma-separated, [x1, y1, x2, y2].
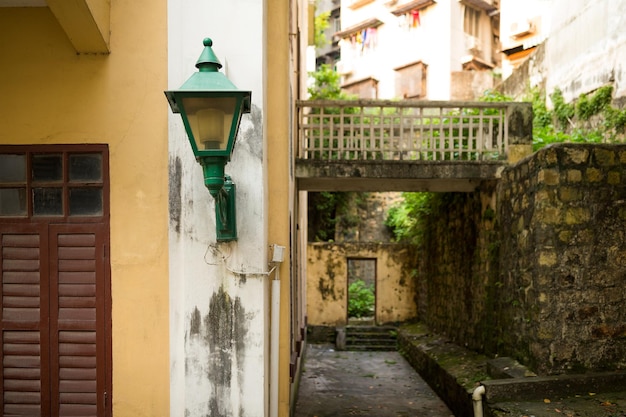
[295, 99, 533, 192]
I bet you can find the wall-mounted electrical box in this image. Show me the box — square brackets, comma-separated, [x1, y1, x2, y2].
[270, 244, 285, 263]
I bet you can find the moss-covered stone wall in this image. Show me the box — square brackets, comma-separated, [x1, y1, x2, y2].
[496, 144, 626, 374]
[416, 144, 626, 375]
[414, 185, 500, 354]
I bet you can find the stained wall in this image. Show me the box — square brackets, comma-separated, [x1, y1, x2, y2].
[307, 242, 417, 326]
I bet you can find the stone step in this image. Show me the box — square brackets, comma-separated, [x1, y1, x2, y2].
[345, 344, 397, 351]
[338, 325, 398, 351]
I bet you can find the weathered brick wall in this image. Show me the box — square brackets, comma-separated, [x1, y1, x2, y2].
[496, 143, 626, 374]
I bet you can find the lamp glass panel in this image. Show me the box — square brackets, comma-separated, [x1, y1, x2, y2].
[181, 97, 237, 152]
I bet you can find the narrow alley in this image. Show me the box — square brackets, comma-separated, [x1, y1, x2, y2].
[293, 344, 454, 417]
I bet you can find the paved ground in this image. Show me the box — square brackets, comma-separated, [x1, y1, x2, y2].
[490, 391, 626, 417]
[293, 344, 454, 417]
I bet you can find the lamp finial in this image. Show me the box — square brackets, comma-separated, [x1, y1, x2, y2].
[196, 37, 222, 71]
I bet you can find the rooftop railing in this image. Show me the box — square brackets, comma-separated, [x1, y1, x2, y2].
[296, 100, 532, 162]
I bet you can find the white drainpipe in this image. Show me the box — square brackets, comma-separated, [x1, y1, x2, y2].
[269, 245, 284, 417]
[270, 275, 280, 417]
[472, 384, 486, 417]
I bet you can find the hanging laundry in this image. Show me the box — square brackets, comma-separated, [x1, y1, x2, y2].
[411, 10, 421, 28]
[361, 28, 367, 51]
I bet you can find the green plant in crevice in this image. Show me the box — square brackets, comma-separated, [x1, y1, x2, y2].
[525, 85, 626, 150]
[550, 87, 575, 130]
[348, 280, 375, 318]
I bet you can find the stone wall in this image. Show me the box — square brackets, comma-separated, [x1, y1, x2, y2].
[334, 192, 401, 243]
[496, 143, 626, 374]
[415, 143, 626, 375]
[414, 185, 500, 354]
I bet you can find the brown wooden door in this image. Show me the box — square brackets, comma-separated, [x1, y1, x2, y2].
[1, 223, 110, 416]
[0, 145, 111, 416]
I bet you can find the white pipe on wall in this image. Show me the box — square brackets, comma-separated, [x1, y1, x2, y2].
[269, 272, 281, 417]
[472, 384, 486, 417]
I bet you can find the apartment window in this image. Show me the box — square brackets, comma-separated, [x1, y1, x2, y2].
[395, 61, 428, 99]
[464, 5, 481, 38]
[342, 77, 378, 99]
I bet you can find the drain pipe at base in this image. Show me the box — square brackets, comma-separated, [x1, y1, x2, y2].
[269, 245, 285, 417]
[472, 384, 486, 417]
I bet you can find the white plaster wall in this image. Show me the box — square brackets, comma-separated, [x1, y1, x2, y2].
[168, 1, 268, 416]
[546, 0, 626, 101]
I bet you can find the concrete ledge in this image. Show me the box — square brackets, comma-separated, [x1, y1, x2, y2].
[398, 323, 489, 417]
[296, 160, 503, 192]
[483, 372, 626, 403]
[398, 322, 626, 417]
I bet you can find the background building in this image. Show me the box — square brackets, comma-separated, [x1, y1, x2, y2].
[333, 0, 501, 100]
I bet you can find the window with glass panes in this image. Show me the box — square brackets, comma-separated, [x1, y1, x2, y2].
[0, 146, 107, 219]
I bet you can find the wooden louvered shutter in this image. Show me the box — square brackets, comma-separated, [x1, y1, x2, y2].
[1, 224, 109, 417]
[1, 224, 50, 416]
[50, 224, 108, 417]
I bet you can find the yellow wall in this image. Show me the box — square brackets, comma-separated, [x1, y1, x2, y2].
[265, 0, 292, 414]
[0, 4, 169, 416]
[307, 243, 418, 325]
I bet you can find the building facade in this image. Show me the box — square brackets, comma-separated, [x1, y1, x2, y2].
[0, 0, 307, 416]
[500, 0, 626, 104]
[0, 1, 169, 416]
[334, 0, 501, 100]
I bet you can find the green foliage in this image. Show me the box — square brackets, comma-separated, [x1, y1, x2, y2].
[314, 11, 330, 49]
[308, 191, 351, 242]
[308, 64, 354, 100]
[527, 85, 625, 150]
[479, 89, 512, 102]
[604, 105, 626, 133]
[550, 88, 575, 130]
[576, 85, 613, 120]
[385, 192, 435, 245]
[528, 87, 551, 129]
[348, 280, 375, 318]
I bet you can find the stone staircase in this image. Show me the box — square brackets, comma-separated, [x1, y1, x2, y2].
[336, 325, 397, 351]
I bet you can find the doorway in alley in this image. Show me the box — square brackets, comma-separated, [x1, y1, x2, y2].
[347, 258, 376, 323]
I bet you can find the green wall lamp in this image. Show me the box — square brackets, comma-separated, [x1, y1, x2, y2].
[165, 38, 251, 242]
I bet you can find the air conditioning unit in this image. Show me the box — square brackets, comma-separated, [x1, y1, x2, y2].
[510, 20, 535, 39]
